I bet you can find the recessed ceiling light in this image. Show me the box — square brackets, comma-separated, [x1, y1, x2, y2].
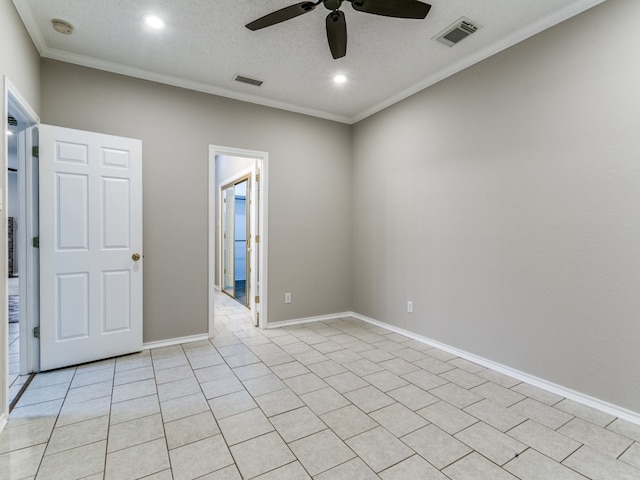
[51, 19, 74, 35]
[6, 131, 14, 136]
[333, 74, 348, 84]
[144, 15, 165, 29]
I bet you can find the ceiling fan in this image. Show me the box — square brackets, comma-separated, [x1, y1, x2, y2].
[246, 0, 432, 59]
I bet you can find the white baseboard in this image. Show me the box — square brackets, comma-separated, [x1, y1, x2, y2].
[225, 308, 640, 425]
[143, 333, 210, 350]
[266, 312, 353, 329]
[350, 312, 640, 426]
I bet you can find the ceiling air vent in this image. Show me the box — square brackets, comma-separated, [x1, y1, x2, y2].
[434, 18, 481, 47]
[8, 115, 18, 127]
[234, 75, 263, 87]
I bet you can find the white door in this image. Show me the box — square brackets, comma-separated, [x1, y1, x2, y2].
[249, 164, 260, 327]
[39, 125, 143, 371]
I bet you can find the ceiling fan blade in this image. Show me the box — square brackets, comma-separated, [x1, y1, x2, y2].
[326, 11, 347, 59]
[246, 1, 319, 31]
[349, 0, 431, 19]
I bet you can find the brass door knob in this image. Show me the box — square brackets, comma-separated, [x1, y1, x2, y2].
[132, 253, 141, 261]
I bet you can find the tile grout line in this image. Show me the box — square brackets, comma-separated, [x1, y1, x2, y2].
[101, 359, 116, 479]
[152, 345, 173, 480]
[31, 366, 77, 479]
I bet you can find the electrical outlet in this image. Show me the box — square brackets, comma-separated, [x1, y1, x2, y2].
[407, 301, 413, 314]
[285, 292, 292, 304]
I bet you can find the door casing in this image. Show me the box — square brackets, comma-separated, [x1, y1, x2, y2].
[16, 124, 39, 375]
[1, 76, 39, 430]
[209, 145, 268, 331]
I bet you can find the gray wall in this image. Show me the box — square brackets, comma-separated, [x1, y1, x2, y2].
[352, 0, 640, 412]
[41, 60, 353, 342]
[0, 0, 40, 111]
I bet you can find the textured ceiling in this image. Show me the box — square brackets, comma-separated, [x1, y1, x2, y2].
[12, 0, 604, 123]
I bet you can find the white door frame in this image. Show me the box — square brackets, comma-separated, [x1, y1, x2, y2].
[219, 167, 253, 300]
[208, 145, 268, 333]
[17, 123, 39, 375]
[1, 76, 39, 430]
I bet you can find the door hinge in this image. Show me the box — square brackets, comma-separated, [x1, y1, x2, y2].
[32, 146, 39, 158]
[32, 236, 39, 248]
[256, 174, 260, 183]
[255, 235, 260, 243]
[33, 326, 40, 338]
[255, 295, 260, 304]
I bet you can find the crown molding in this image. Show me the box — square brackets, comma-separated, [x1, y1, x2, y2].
[12, 0, 606, 125]
[349, 0, 607, 123]
[41, 47, 352, 125]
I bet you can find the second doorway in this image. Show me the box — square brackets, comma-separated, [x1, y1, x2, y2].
[210, 146, 268, 330]
[221, 175, 250, 306]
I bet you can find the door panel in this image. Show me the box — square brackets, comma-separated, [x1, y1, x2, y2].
[57, 173, 89, 249]
[57, 273, 89, 339]
[103, 177, 131, 248]
[40, 124, 143, 371]
[103, 270, 131, 332]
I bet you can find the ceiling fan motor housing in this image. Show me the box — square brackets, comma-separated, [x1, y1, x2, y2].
[324, 0, 343, 11]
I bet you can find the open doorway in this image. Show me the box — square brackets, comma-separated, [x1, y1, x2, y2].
[6, 114, 22, 405]
[221, 175, 250, 306]
[6, 110, 23, 407]
[209, 146, 268, 332]
[3, 78, 39, 416]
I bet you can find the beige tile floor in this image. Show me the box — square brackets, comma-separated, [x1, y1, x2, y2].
[1, 291, 640, 479]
